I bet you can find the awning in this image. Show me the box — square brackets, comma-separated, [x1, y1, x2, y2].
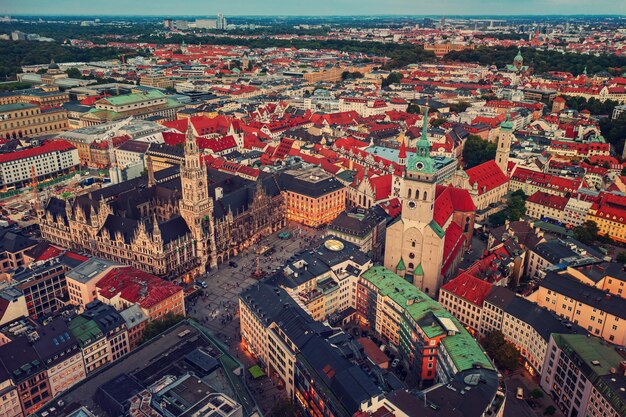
[248, 364, 266, 379]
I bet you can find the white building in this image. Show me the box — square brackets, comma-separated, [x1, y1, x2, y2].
[0, 140, 79, 190]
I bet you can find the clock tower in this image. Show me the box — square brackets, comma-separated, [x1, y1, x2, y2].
[179, 123, 216, 274]
[384, 108, 445, 295]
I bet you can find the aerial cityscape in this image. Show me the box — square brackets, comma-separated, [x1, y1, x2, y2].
[0, 1, 625, 417]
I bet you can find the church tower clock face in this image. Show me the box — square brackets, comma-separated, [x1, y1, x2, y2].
[415, 161, 425, 171]
[407, 200, 417, 209]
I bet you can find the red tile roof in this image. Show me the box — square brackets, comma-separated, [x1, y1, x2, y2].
[441, 272, 493, 306]
[0, 140, 76, 164]
[527, 191, 569, 210]
[441, 222, 466, 276]
[466, 160, 509, 195]
[96, 266, 183, 309]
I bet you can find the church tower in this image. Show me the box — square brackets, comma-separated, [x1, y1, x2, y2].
[179, 123, 216, 273]
[496, 113, 513, 176]
[384, 108, 445, 295]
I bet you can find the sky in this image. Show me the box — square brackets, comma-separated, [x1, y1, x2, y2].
[2, 0, 625, 16]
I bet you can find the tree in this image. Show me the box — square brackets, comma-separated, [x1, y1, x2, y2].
[481, 330, 520, 372]
[270, 398, 298, 417]
[141, 313, 186, 342]
[498, 343, 521, 371]
[599, 114, 626, 157]
[462, 135, 497, 169]
[573, 220, 599, 244]
[65, 67, 81, 78]
[488, 210, 508, 227]
[382, 72, 403, 87]
[530, 389, 544, 399]
[431, 118, 447, 127]
[507, 192, 527, 221]
[341, 71, 364, 80]
[406, 104, 420, 114]
[544, 405, 556, 416]
[449, 102, 471, 113]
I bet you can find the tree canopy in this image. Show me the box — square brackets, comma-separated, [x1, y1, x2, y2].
[462, 135, 497, 169]
[382, 71, 403, 87]
[481, 330, 521, 371]
[445, 46, 626, 76]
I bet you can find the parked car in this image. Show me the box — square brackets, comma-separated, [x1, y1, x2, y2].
[196, 281, 208, 289]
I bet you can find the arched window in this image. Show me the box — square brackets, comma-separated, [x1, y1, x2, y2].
[411, 241, 416, 248]
[423, 191, 428, 201]
[408, 188, 412, 199]
[415, 189, 420, 200]
[408, 263, 415, 270]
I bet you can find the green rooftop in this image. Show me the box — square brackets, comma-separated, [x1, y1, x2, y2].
[100, 89, 166, 106]
[361, 266, 493, 372]
[68, 315, 104, 347]
[554, 334, 625, 380]
[0, 102, 36, 113]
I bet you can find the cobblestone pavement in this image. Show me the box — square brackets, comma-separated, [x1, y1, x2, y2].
[186, 225, 325, 415]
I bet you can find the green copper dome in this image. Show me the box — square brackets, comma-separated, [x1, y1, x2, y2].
[514, 48, 523, 62]
[500, 112, 514, 130]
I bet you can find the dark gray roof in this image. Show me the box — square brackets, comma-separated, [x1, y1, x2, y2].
[328, 206, 388, 238]
[387, 368, 499, 417]
[116, 140, 150, 154]
[0, 230, 36, 253]
[483, 286, 516, 309]
[33, 317, 80, 366]
[542, 272, 626, 319]
[574, 261, 626, 284]
[278, 171, 344, 198]
[0, 336, 46, 383]
[266, 236, 370, 289]
[503, 293, 583, 341]
[82, 300, 126, 334]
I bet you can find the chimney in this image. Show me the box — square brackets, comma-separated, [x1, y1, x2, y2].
[215, 187, 224, 200]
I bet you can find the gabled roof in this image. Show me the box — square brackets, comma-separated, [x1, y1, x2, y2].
[96, 266, 183, 310]
[441, 272, 493, 307]
[465, 160, 509, 195]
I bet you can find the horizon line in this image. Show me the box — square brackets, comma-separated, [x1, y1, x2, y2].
[4, 13, 626, 18]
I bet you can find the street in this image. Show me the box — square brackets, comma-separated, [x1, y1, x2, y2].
[185, 225, 325, 416]
[503, 369, 564, 417]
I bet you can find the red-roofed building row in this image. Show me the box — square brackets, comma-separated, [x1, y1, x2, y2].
[0, 139, 80, 190]
[510, 167, 581, 197]
[526, 191, 569, 223]
[439, 272, 493, 333]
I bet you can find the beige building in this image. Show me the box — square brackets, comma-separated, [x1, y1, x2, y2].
[383, 112, 445, 295]
[530, 271, 626, 345]
[68, 315, 112, 375]
[439, 272, 492, 334]
[0, 102, 68, 140]
[65, 258, 120, 310]
[266, 237, 372, 322]
[0, 374, 22, 417]
[526, 191, 568, 223]
[140, 74, 174, 89]
[280, 167, 346, 227]
[33, 317, 87, 397]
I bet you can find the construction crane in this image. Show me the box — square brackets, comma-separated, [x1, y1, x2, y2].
[30, 166, 38, 214]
